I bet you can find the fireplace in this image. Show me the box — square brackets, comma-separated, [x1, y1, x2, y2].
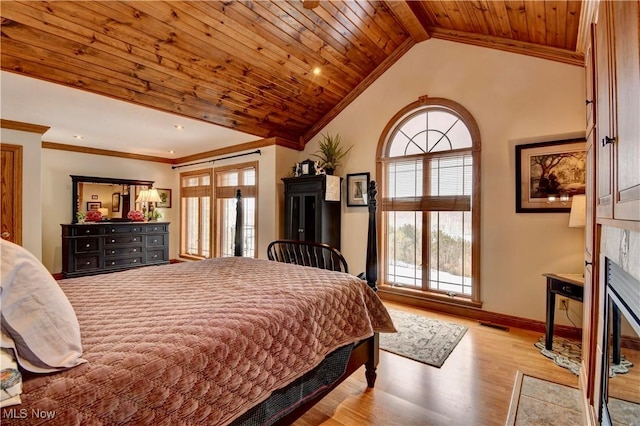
[600, 258, 640, 425]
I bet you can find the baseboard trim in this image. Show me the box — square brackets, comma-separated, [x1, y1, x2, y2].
[379, 290, 582, 341]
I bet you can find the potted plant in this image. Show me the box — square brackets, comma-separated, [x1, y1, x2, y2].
[312, 133, 352, 175]
[76, 211, 86, 223]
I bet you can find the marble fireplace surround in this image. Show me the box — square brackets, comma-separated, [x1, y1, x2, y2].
[598, 226, 640, 425]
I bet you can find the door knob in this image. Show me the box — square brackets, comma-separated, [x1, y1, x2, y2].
[1, 232, 10, 239]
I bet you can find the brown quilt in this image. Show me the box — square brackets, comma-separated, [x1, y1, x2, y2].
[7, 258, 395, 425]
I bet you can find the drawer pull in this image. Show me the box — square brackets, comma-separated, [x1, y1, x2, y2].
[86, 261, 91, 265]
[86, 243, 91, 248]
[133, 238, 138, 242]
[132, 249, 137, 252]
[86, 229, 91, 234]
[153, 227, 158, 231]
[134, 228, 139, 231]
[111, 261, 116, 265]
[562, 286, 572, 293]
[153, 239, 158, 243]
[111, 239, 115, 243]
[153, 254, 158, 258]
[111, 229, 116, 233]
[132, 259, 137, 263]
[111, 250, 116, 254]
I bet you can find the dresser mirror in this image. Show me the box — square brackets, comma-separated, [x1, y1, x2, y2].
[71, 175, 154, 223]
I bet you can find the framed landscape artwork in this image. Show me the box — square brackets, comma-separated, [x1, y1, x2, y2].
[86, 201, 102, 211]
[515, 138, 586, 213]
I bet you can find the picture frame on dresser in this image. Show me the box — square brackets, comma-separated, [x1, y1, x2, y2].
[346, 173, 370, 207]
[515, 138, 586, 213]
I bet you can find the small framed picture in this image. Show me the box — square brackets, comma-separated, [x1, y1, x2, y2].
[346, 172, 370, 207]
[300, 159, 316, 176]
[91, 195, 99, 200]
[86, 201, 102, 211]
[156, 188, 172, 208]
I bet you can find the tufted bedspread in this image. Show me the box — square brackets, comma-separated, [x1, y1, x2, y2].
[6, 257, 395, 425]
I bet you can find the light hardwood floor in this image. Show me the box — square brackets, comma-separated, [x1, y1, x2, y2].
[295, 301, 581, 426]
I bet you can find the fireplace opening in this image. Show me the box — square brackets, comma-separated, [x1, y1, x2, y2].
[600, 258, 640, 425]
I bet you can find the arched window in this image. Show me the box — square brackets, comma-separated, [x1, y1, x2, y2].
[377, 96, 481, 305]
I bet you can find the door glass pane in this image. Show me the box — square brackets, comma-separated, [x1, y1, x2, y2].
[303, 195, 316, 241]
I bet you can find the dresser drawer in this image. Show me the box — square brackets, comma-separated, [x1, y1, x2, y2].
[105, 246, 142, 256]
[70, 226, 100, 236]
[146, 249, 167, 263]
[104, 225, 143, 234]
[75, 255, 100, 271]
[105, 235, 143, 245]
[105, 256, 143, 268]
[73, 238, 100, 253]
[145, 224, 167, 233]
[145, 234, 167, 247]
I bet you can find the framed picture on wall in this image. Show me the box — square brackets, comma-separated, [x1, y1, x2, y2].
[515, 138, 586, 213]
[112, 193, 121, 212]
[346, 172, 370, 207]
[86, 201, 102, 211]
[156, 188, 172, 208]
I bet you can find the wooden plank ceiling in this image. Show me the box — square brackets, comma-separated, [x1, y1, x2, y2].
[0, 1, 585, 148]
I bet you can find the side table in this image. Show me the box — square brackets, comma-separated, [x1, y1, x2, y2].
[543, 273, 584, 350]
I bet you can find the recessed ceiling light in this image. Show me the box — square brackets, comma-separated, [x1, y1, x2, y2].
[73, 135, 84, 140]
[168, 150, 175, 154]
[312, 67, 321, 76]
[174, 124, 184, 130]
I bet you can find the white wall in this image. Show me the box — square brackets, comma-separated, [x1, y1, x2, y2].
[1, 128, 43, 259]
[302, 39, 586, 325]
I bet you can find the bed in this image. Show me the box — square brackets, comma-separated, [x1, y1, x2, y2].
[0, 181, 394, 425]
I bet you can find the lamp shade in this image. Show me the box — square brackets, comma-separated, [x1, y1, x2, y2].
[98, 208, 109, 218]
[147, 188, 162, 203]
[135, 189, 149, 203]
[568, 194, 586, 227]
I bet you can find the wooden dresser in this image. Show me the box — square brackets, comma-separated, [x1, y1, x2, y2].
[61, 222, 170, 278]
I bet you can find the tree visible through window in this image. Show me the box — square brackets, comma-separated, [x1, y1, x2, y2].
[380, 98, 481, 303]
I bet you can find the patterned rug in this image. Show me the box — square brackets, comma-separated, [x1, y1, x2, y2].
[534, 336, 634, 376]
[379, 309, 467, 368]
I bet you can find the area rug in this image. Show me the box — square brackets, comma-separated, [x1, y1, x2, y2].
[534, 336, 634, 377]
[506, 371, 582, 426]
[379, 309, 467, 367]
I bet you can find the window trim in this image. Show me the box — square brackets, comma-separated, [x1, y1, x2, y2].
[375, 96, 482, 306]
[179, 168, 213, 259]
[213, 161, 258, 258]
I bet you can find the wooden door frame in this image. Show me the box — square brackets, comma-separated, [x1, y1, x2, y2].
[1, 143, 23, 245]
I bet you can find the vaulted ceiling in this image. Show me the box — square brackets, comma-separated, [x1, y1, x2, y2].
[1, 1, 587, 151]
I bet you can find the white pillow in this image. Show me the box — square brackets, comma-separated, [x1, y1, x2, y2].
[0, 239, 86, 373]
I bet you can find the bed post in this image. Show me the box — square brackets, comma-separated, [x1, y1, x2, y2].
[365, 181, 378, 291]
[365, 180, 379, 388]
[234, 189, 243, 257]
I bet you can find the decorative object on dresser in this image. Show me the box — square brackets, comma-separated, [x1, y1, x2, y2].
[346, 172, 370, 207]
[61, 222, 169, 278]
[515, 138, 586, 213]
[282, 174, 341, 250]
